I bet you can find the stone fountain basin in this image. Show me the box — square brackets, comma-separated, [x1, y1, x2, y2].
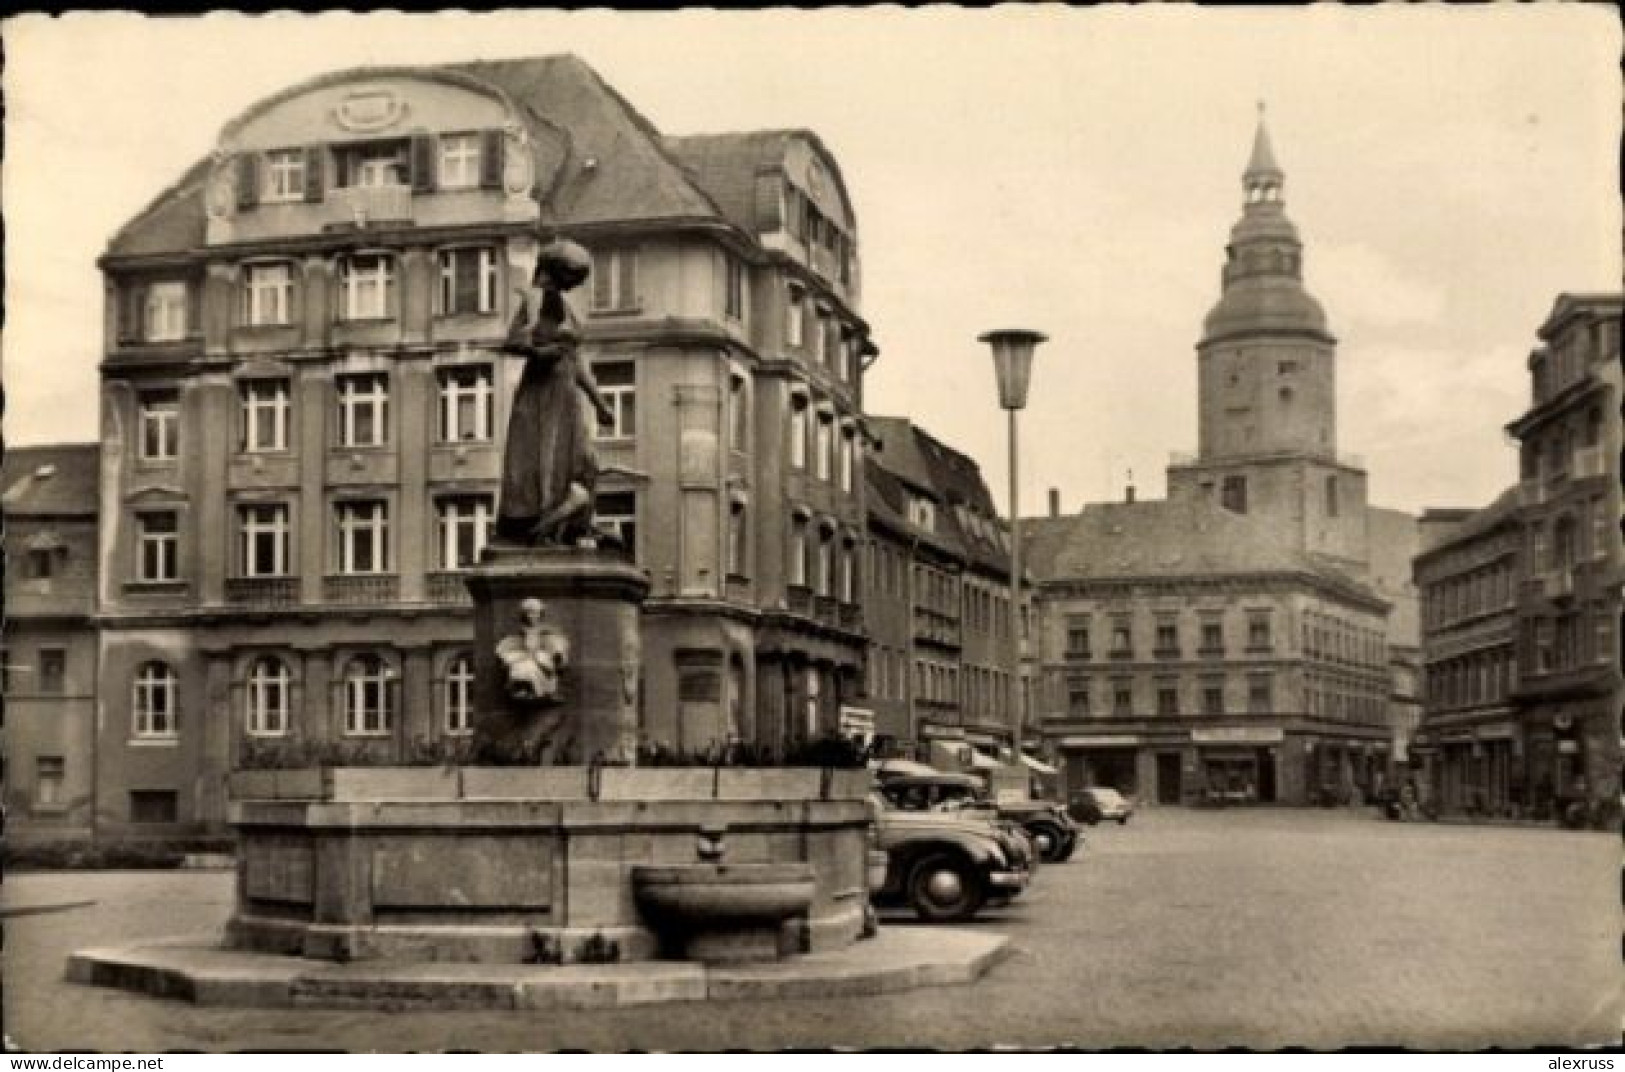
[632, 863, 817, 924]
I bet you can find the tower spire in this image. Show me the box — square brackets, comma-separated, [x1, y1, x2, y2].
[1244, 103, 1284, 202]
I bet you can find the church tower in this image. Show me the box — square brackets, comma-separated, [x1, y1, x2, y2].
[1166, 108, 1370, 566]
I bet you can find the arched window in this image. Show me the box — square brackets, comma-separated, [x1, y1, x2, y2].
[342, 654, 393, 736]
[246, 656, 290, 737]
[445, 653, 474, 735]
[133, 661, 178, 739]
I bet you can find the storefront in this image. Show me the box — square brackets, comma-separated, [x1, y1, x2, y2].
[1055, 735, 1143, 798]
[1191, 727, 1282, 804]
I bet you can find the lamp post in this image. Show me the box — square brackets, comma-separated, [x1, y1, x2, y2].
[978, 328, 1046, 753]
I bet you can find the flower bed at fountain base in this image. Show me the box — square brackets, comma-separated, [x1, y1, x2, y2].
[224, 765, 874, 965]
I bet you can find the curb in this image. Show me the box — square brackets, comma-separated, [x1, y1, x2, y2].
[66, 928, 1011, 1011]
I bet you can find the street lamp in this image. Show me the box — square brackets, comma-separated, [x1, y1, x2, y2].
[978, 328, 1046, 753]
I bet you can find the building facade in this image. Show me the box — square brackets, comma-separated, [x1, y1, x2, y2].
[862, 417, 1016, 759]
[1413, 491, 1522, 814]
[1030, 116, 1401, 806]
[94, 57, 876, 833]
[1504, 294, 1621, 815]
[2, 445, 102, 839]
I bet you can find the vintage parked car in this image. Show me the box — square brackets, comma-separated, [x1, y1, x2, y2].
[876, 771, 1079, 863]
[867, 792, 1033, 922]
[1068, 785, 1136, 825]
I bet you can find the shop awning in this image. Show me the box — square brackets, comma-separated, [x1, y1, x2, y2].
[1019, 754, 1058, 776]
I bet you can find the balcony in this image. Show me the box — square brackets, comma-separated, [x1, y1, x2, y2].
[326, 184, 414, 229]
[224, 576, 298, 607]
[814, 594, 839, 626]
[1542, 569, 1574, 601]
[426, 572, 473, 605]
[786, 585, 812, 615]
[324, 574, 399, 605]
[838, 602, 864, 631]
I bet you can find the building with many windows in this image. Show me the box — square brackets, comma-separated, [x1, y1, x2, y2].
[1413, 490, 1523, 813]
[862, 417, 1015, 758]
[2, 445, 101, 839]
[1027, 115, 1404, 806]
[1503, 294, 1621, 815]
[93, 56, 875, 833]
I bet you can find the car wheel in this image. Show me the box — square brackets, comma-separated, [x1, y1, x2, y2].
[1117, 816, 1129, 825]
[907, 854, 985, 923]
[1027, 824, 1066, 863]
[1054, 840, 1077, 863]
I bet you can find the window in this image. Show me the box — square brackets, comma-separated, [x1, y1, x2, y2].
[1593, 496, 1610, 560]
[838, 427, 855, 493]
[729, 373, 749, 451]
[436, 495, 492, 571]
[1201, 677, 1225, 716]
[336, 140, 408, 188]
[438, 133, 482, 189]
[1111, 679, 1133, 716]
[241, 262, 294, 327]
[240, 379, 290, 453]
[839, 541, 856, 603]
[1325, 475, 1340, 518]
[263, 149, 307, 203]
[810, 311, 826, 364]
[1155, 619, 1180, 656]
[1109, 616, 1133, 658]
[144, 282, 188, 342]
[337, 253, 395, 320]
[815, 530, 834, 597]
[727, 500, 748, 577]
[129, 791, 178, 824]
[437, 366, 493, 443]
[1221, 475, 1248, 514]
[1247, 673, 1272, 714]
[1066, 616, 1091, 658]
[1246, 611, 1273, 651]
[336, 373, 389, 447]
[789, 517, 809, 587]
[342, 655, 393, 736]
[815, 411, 834, 480]
[1156, 680, 1179, 716]
[39, 648, 65, 695]
[137, 511, 180, 582]
[445, 654, 475, 735]
[132, 661, 178, 739]
[724, 257, 745, 322]
[24, 548, 56, 580]
[790, 398, 809, 470]
[1067, 682, 1091, 717]
[594, 491, 637, 555]
[246, 656, 290, 737]
[437, 247, 498, 315]
[786, 288, 804, 347]
[239, 503, 291, 577]
[591, 249, 639, 312]
[593, 362, 636, 440]
[35, 757, 65, 807]
[138, 390, 180, 461]
[335, 500, 389, 575]
[1200, 617, 1224, 654]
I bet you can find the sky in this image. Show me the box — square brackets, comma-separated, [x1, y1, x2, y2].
[3, 7, 1619, 517]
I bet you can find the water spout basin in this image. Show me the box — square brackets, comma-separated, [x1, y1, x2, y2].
[631, 863, 816, 927]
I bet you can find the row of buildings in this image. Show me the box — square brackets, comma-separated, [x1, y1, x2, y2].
[1412, 293, 1621, 819]
[6, 56, 1611, 839]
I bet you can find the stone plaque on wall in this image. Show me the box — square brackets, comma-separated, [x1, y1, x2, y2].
[371, 835, 553, 909]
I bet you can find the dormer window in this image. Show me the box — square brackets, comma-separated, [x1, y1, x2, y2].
[437, 133, 483, 190]
[263, 150, 307, 203]
[335, 140, 409, 189]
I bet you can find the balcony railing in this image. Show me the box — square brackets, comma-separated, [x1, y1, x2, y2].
[814, 594, 839, 625]
[224, 576, 298, 607]
[327, 184, 414, 228]
[324, 574, 399, 605]
[786, 585, 813, 615]
[838, 602, 864, 631]
[426, 572, 473, 605]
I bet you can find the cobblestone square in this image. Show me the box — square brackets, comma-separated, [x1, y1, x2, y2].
[6, 808, 1617, 1051]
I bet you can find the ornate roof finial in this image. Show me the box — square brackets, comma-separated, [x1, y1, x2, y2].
[1244, 103, 1284, 190]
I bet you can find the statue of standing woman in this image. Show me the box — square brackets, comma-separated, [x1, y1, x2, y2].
[496, 238, 616, 546]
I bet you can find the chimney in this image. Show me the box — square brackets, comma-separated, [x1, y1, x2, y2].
[1048, 487, 1060, 517]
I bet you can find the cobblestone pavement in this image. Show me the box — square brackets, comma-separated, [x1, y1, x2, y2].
[5, 808, 1618, 1051]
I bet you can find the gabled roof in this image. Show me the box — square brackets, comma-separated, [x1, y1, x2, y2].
[1, 444, 100, 516]
[109, 54, 731, 258]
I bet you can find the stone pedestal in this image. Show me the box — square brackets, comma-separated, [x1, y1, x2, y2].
[465, 546, 649, 765]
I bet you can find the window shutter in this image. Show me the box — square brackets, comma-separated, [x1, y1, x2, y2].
[480, 130, 504, 189]
[591, 255, 612, 310]
[185, 277, 202, 338]
[288, 266, 304, 327]
[411, 135, 436, 194]
[304, 146, 324, 202]
[236, 153, 259, 211]
[618, 249, 637, 308]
